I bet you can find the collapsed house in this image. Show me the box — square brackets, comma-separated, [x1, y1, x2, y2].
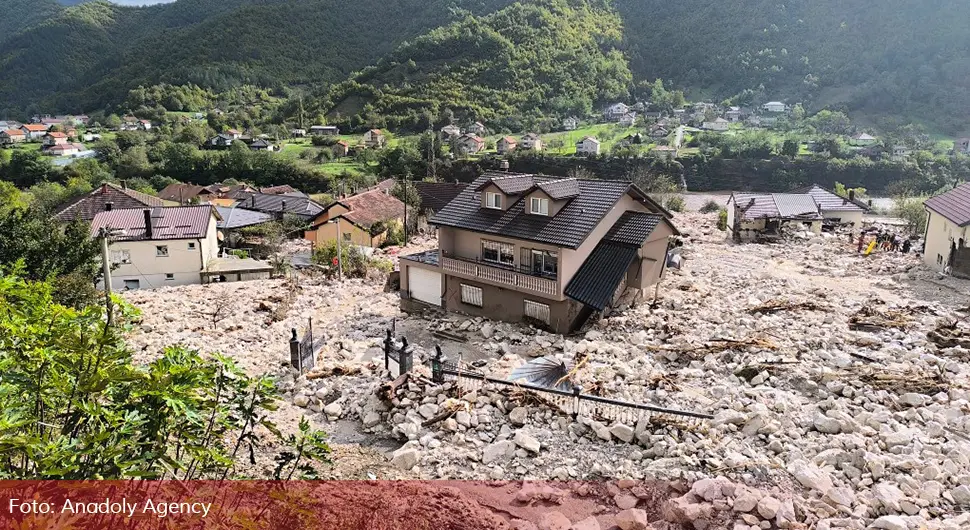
[725, 193, 823, 242]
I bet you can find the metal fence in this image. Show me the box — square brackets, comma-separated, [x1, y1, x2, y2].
[289, 318, 316, 373]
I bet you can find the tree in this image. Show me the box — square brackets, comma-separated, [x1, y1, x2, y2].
[781, 139, 799, 158]
[0, 204, 100, 282]
[0, 273, 330, 479]
[892, 194, 929, 235]
[5, 150, 53, 188]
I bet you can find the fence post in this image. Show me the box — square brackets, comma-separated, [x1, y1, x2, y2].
[571, 384, 582, 419]
[432, 345, 444, 384]
[289, 328, 300, 372]
[400, 337, 412, 376]
[308, 317, 313, 351]
[384, 329, 392, 372]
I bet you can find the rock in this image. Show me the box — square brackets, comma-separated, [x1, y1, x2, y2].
[756, 496, 780, 520]
[418, 403, 439, 419]
[690, 478, 724, 502]
[610, 423, 635, 443]
[514, 431, 541, 454]
[898, 393, 927, 407]
[869, 515, 908, 530]
[362, 411, 381, 428]
[788, 460, 834, 494]
[390, 447, 420, 471]
[537, 511, 571, 530]
[813, 414, 842, 434]
[481, 323, 494, 339]
[456, 411, 471, 427]
[572, 516, 601, 530]
[482, 440, 514, 464]
[951, 485, 970, 504]
[664, 495, 712, 529]
[615, 508, 650, 530]
[323, 402, 343, 418]
[510, 407, 529, 426]
[293, 394, 309, 407]
[614, 493, 639, 510]
[733, 491, 759, 513]
[824, 487, 854, 507]
[872, 483, 905, 511]
[511, 520, 538, 530]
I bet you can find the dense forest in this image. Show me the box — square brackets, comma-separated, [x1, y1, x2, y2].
[1, 0, 969, 133]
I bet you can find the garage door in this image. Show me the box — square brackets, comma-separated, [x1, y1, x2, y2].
[408, 267, 442, 306]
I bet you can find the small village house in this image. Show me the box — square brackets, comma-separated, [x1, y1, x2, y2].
[891, 145, 911, 161]
[953, 138, 970, 155]
[520, 133, 543, 151]
[454, 133, 485, 155]
[496, 136, 517, 155]
[46, 143, 84, 157]
[922, 182, 970, 274]
[398, 173, 679, 333]
[648, 125, 670, 138]
[725, 107, 742, 122]
[0, 129, 26, 145]
[761, 101, 787, 113]
[225, 129, 242, 140]
[702, 118, 730, 131]
[20, 123, 50, 140]
[651, 145, 677, 160]
[248, 138, 276, 152]
[466, 122, 487, 136]
[619, 112, 637, 127]
[850, 133, 877, 146]
[291, 128, 307, 138]
[364, 129, 386, 148]
[575, 136, 600, 156]
[562, 117, 579, 131]
[309, 125, 339, 136]
[412, 181, 467, 229]
[259, 185, 306, 196]
[55, 182, 169, 222]
[793, 184, 870, 227]
[725, 193, 823, 241]
[159, 183, 216, 204]
[332, 140, 350, 157]
[305, 188, 406, 248]
[604, 103, 631, 122]
[440, 124, 461, 139]
[236, 192, 325, 220]
[42, 132, 69, 148]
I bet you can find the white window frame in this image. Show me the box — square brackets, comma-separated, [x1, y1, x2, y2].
[485, 192, 502, 209]
[524, 300, 551, 325]
[164, 273, 175, 281]
[110, 249, 131, 265]
[481, 240, 514, 266]
[530, 197, 549, 215]
[156, 245, 169, 257]
[187, 242, 196, 250]
[460, 284, 483, 307]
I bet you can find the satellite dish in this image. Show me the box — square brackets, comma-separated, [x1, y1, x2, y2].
[509, 356, 572, 391]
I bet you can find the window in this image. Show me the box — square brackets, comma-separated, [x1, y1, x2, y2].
[530, 197, 549, 215]
[524, 300, 551, 325]
[485, 192, 502, 209]
[531, 249, 558, 277]
[110, 249, 131, 265]
[188, 242, 196, 250]
[481, 240, 514, 266]
[123, 279, 140, 290]
[164, 273, 175, 281]
[343, 232, 352, 242]
[156, 245, 169, 257]
[460, 284, 483, 307]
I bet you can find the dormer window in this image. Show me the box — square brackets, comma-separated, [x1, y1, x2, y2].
[485, 192, 502, 209]
[530, 197, 549, 216]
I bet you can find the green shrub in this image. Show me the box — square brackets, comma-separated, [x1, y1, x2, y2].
[716, 208, 728, 231]
[52, 271, 100, 310]
[664, 195, 685, 212]
[699, 199, 721, 214]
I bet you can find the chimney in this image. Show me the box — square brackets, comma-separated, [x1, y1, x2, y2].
[143, 209, 153, 239]
[280, 200, 286, 219]
[105, 201, 113, 211]
[848, 190, 856, 202]
[499, 160, 510, 171]
[251, 195, 256, 207]
[120, 180, 127, 190]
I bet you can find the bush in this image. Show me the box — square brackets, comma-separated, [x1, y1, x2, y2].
[664, 195, 685, 212]
[699, 199, 721, 214]
[312, 240, 391, 279]
[716, 208, 728, 231]
[52, 271, 100, 310]
[892, 195, 929, 235]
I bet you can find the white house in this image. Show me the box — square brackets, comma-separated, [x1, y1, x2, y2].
[725, 192, 822, 240]
[762, 101, 787, 113]
[794, 184, 869, 227]
[364, 129, 386, 148]
[520, 133, 543, 151]
[725, 107, 742, 122]
[892, 145, 912, 161]
[850, 133, 877, 146]
[309, 125, 339, 136]
[440, 124, 461, 139]
[604, 103, 630, 122]
[619, 112, 638, 127]
[703, 118, 730, 131]
[563, 116, 579, 131]
[575, 136, 600, 156]
[90, 206, 222, 290]
[466, 122, 487, 136]
[923, 183, 970, 271]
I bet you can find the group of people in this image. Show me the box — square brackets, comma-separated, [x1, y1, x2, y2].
[854, 229, 912, 254]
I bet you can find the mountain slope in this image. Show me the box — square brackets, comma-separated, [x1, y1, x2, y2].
[319, 0, 631, 131]
[0, 0, 63, 41]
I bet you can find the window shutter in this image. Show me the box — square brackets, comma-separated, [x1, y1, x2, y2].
[461, 284, 483, 307]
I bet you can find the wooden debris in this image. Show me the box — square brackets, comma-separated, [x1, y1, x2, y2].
[856, 369, 946, 396]
[748, 300, 825, 315]
[645, 337, 778, 359]
[432, 329, 468, 343]
[307, 363, 363, 379]
[377, 373, 410, 401]
[927, 321, 970, 350]
[848, 351, 881, 363]
[848, 306, 911, 332]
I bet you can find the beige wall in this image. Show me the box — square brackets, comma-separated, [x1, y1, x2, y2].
[104, 214, 218, 290]
[523, 189, 567, 216]
[479, 184, 510, 210]
[307, 218, 381, 248]
[821, 209, 864, 227]
[924, 210, 968, 270]
[200, 217, 220, 268]
[561, 194, 647, 284]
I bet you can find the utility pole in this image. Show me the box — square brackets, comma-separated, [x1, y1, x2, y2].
[335, 217, 342, 281]
[426, 127, 435, 181]
[402, 176, 409, 246]
[99, 227, 114, 326]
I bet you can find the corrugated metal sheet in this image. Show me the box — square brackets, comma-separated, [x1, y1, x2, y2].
[793, 184, 868, 212]
[925, 182, 970, 226]
[236, 192, 324, 218]
[90, 205, 214, 240]
[772, 193, 822, 219]
[215, 206, 274, 229]
[564, 242, 638, 311]
[732, 193, 779, 220]
[55, 183, 165, 222]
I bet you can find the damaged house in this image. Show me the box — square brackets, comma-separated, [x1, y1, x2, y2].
[726, 193, 823, 242]
[793, 184, 870, 228]
[399, 172, 678, 333]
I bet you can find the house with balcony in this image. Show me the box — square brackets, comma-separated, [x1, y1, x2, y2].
[399, 172, 678, 333]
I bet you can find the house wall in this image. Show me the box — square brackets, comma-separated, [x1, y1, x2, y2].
[820, 210, 864, 227]
[924, 210, 968, 270]
[307, 219, 376, 248]
[561, 194, 649, 283]
[104, 239, 205, 290]
[436, 275, 582, 334]
[199, 217, 220, 269]
[523, 190, 567, 216]
[478, 184, 511, 210]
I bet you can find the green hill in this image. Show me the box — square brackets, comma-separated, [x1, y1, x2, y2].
[0, 0, 63, 40]
[318, 0, 631, 131]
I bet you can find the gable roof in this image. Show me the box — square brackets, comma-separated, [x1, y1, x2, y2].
[924, 182, 970, 227]
[853, 133, 876, 140]
[791, 184, 870, 212]
[2, 129, 25, 136]
[431, 172, 671, 249]
[533, 178, 580, 200]
[215, 206, 275, 229]
[498, 136, 517, 144]
[731, 193, 821, 221]
[238, 192, 325, 218]
[55, 182, 166, 222]
[90, 205, 216, 241]
[604, 211, 675, 244]
[413, 181, 468, 212]
[340, 189, 405, 229]
[259, 184, 299, 195]
[577, 136, 599, 144]
[564, 243, 638, 311]
[45, 132, 68, 138]
[22, 124, 48, 132]
[158, 183, 209, 203]
[476, 174, 535, 195]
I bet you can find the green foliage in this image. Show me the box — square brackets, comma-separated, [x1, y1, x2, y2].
[834, 181, 867, 199]
[0, 273, 330, 479]
[0, 205, 100, 282]
[699, 199, 721, 214]
[892, 194, 929, 235]
[2, 150, 53, 188]
[664, 195, 685, 212]
[716, 208, 728, 231]
[51, 270, 100, 310]
[311, 240, 392, 278]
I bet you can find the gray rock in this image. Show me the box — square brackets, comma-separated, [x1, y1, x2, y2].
[510, 407, 529, 426]
[513, 431, 541, 454]
[572, 516, 601, 530]
[482, 440, 514, 464]
[951, 485, 970, 504]
[788, 460, 834, 494]
[362, 411, 382, 428]
[756, 496, 780, 520]
[869, 515, 907, 530]
[323, 402, 343, 418]
[610, 423, 635, 443]
[390, 447, 420, 471]
[614, 493, 639, 510]
[293, 394, 309, 407]
[733, 492, 759, 513]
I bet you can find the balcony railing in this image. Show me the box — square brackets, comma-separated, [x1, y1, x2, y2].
[441, 255, 558, 297]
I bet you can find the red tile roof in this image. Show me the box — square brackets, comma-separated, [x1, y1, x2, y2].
[315, 188, 405, 229]
[2, 129, 25, 136]
[925, 182, 970, 227]
[22, 124, 48, 132]
[46, 132, 68, 138]
[158, 183, 209, 202]
[89, 205, 217, 241]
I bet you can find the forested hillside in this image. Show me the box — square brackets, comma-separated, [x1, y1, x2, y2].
[317, 0, 631, 131]
[1, 0, 969, 133]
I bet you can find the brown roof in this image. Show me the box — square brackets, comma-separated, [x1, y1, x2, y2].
[55, 183, 166, 222]
[46, 132, 68, 138]
[925, 182, 970, 227]
[499, 136, 517, 144]
[22, 124, 48, 132]
[2, 129, 25, 136]
[89, 205, 216, 241]
[259, 184, 299, 195]
[158, 183, 210, 202]
[317, 189, 405, 229]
